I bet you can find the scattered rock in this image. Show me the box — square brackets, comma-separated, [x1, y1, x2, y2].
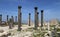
[24, 36, 29, 37]
[1, 35, 8, 37]
[7, 33, 11, 36]
[0, 30, 4, 33]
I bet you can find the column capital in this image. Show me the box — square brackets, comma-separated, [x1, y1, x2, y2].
[34, 7, 38, 10]
[18, 6, 22, 9]
[37, 12, 39, 14]
[41, 10, 44, 12]
[0, 14, 2, 16]
[29, 13, 31, 15]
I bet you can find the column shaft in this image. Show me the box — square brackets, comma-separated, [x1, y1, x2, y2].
[41, 10, 43, 27]
[11, 16, 14, 27]
[18, 6, 22, 31]
[0, 14, 2, 25]
[29, 13, 31, 26]
[34, 7, 38, 29]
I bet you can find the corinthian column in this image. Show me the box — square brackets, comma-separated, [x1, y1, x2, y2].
[41, 10, 43, 27]
[29, 13, 31, 26]
[18, 6, 22, 31]
[34, 7, 38, 29]
[0, 14, 2, 25]
[11, 16, 14, 27]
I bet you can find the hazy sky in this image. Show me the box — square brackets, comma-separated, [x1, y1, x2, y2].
[0, 0, 60, 23]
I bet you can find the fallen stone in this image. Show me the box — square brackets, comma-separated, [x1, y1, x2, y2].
[0, 30, 4, 33]
[7, 33, 11, 36]
[24, 36, 29, 37]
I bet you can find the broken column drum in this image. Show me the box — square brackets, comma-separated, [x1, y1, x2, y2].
[18, 6, 22, 31]
[34, 7, 38, 29]
[41, 10, 43, 27]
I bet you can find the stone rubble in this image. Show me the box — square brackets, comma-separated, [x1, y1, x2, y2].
[0, 25, 34, 37]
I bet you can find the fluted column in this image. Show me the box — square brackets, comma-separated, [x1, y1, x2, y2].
[9, 18, 12, 29]
[11, 16, 14, 27]
[15, 16, 17, 23]
[0, 14, 2, 25]
[18, 6, 22, 31]
[41, 10, 43, 27]
[7, 15, 8, 22]
[34, 7, 38, 29]
[7, 15, 8, 25]
[37, 12, 39, 27]
[29, 13, 31, 26]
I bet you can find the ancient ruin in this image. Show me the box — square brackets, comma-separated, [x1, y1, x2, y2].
[29, 13, 31, 26]
[11, 16, 14, 27]
[34, 7, 38, 29]
[7, 15, 8, 25]
[18, 6, 22, 31]
[9, 18, 12, 29]
[0, 14, 2, 25]
[41, 10, 43, 27]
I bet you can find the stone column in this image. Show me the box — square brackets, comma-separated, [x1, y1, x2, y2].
[0, 14, 2, 25]
[29, 13, 31, 26]
[34, 7, 38, 29]
[9, 18, 12, 29]
[15, 16, 17, 23]
[7, 15, 8, 25]
[37, 12, 39, 27]
[15, 16, 17, 25]
[7, 15, 8, 22]
[18, 6, 22, 31]
[11, 16, 14, 27]
[41, 10, 43, 27]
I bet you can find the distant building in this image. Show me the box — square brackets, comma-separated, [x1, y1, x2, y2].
[49, 19, 59, 25]
[39, 19, 59, 27]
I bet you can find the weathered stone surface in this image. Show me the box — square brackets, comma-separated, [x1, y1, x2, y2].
[7, 15, 8, 22]
[41, 10, 44, 27]
[0, 14, 2, 25]
[7, 15, 8, 25]
[18, 6, 22, 31]
[37, 12, 39, 27]
[7, 33, 11, 36]
[34, 7, 38, 29]
[11, 16, 14, 27]
[15, 16, 17, 23]
[0, 30, 4, 33]
[1, 35, 8, 37]
[29, 13, 31, 26]
[9, 18, 12, 29]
